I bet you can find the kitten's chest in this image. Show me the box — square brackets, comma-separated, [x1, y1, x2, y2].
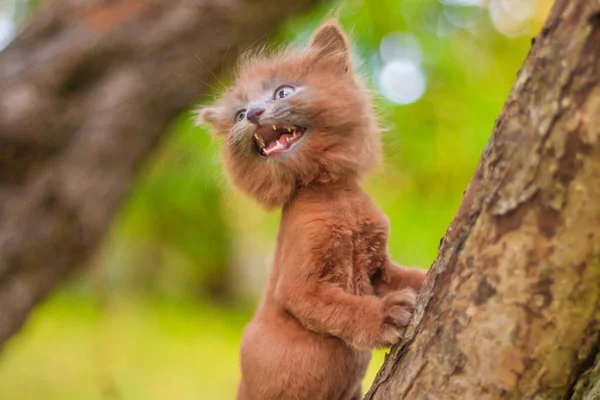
[347, 216, 389, 295]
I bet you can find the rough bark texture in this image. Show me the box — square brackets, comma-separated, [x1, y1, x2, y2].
[365, 0, 600, 399]
[0, 0, 320, 347]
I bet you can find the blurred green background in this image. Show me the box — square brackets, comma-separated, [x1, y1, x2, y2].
[0, 0, 552, 398]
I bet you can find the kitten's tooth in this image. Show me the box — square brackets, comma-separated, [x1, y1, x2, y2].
[272, 125, 277, 130]
[292, 132, 297, 138]
[255, 133, 266, 147]
[287, 128, 291, 133]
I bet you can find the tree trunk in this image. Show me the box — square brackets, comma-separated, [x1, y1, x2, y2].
[365, 0, 600, 399]
[0, 0, 319, 347]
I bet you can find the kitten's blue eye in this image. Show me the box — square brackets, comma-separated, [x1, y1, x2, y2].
[274, 86, 295, 100]
[235, 110, 246, 122]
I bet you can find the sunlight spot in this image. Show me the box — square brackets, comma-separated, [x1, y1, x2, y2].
[0, 13, 15, 51]
[378, 60, 426, 105]
[489, 0, 537, 37]
[379, 32, 422, 65]
[440, 0, 484, 6]
[377, 32, 426, 105]
[443, 5, 485, 29]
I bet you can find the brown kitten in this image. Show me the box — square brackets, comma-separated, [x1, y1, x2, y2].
[198, 20, 427, 400]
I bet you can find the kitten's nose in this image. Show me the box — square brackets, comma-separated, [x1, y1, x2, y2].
[246, 108, 265, 124]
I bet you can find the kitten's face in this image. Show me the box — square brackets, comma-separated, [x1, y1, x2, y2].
[198, 21, 381, 209]
[219, 78, 312, 161]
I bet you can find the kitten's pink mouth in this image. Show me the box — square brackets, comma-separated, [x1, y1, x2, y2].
[253, 124, 306, 157]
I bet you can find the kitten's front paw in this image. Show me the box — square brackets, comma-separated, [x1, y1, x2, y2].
[373, 289, 417, 348]
[347, 289, 417, 349]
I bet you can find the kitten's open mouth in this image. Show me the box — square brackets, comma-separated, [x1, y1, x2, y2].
[253, 124, 306, 157]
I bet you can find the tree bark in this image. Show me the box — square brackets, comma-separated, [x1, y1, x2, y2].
[365, 0, 600, 399]
[0, 0, 319, 347]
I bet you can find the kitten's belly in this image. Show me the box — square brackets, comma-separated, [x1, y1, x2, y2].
[239, 311, 371, 400]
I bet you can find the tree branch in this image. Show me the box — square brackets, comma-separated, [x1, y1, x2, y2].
[366, 0, 600, 398]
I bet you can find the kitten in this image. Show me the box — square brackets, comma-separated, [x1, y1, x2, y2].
[198, 20, 427, 400]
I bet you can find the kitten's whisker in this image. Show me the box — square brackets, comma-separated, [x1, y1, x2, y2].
[178, 73, 221, 93]
[186, 166, 201, 191]
[244, 36, 269, 55]
[174, 139, 202, 163]
[194, 53, 227, 90]
[193, 93, 220, 99]
[221, 44, 233, 73]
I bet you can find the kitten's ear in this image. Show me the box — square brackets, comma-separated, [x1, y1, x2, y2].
[308, 20, 351, 75]
[196, 106, 218, 125]
[196, 106, 219, 126]
[196, 106, 226, 136]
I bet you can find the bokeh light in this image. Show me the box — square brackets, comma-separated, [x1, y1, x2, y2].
[376, 32, 427, 105]
[378, 60, 427, 105]
[380, 32, 423, 65]
[440, 0, 484, 6]
[0, 12, 16, 51]
[0, 0, 30, 51]
[443, 4, 485, 30]
[489, 0, 537, 37]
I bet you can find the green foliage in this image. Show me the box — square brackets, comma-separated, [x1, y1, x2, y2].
[102, 114, 232, 301]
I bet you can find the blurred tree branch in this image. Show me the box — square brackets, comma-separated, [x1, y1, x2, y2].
[0, 0, 320, 347]
[366, 0, 600, 399]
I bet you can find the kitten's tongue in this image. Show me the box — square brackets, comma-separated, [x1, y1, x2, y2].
[266, 134, 290, 150]
[278, 134, 290, 144]
[265, 134, 292, 155]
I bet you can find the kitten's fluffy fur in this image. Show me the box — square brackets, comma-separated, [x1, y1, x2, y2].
[199, 21, 426, 400]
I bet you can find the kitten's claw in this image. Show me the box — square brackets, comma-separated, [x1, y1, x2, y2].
[348, 289, 417, 349]
[374, 289, 416, 348]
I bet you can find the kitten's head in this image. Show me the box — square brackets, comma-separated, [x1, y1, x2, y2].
[198, 21, 381, 209]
